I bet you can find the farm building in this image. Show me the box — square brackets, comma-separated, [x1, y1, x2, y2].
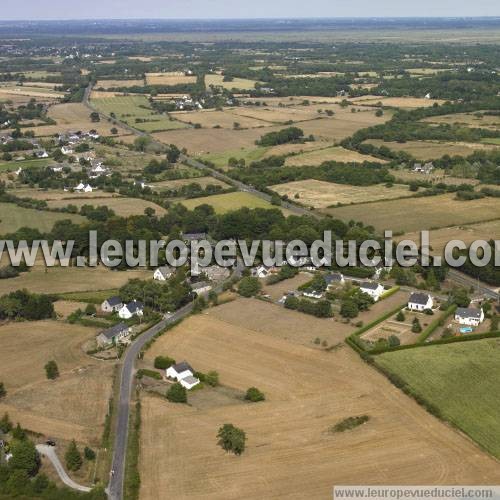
[118, 300, 144, 319]
[408, 292, 433, 312]
[101, 296, 123, 313]
[96, 322, 130, 347]
[455, 307, 485, 326]
[153, 266, 175, 281]
[360, 282, 385, 301]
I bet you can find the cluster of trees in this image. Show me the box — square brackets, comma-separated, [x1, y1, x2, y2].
[284, 296, 333, 318]
[119, 275, 192, 313]
[0, 290, 54, 321]
[237, 277, 262, 297]
[217, 424, 246, 455]
[256, 127, 305, 147]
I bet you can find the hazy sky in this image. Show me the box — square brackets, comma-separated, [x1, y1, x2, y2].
[1, 0, 499, 20]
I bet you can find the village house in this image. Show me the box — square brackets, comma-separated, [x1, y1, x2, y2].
[118, 300, 144, 319]
[412, 162, 434, 174]
[35, 149, 49, 158]
[198, 265, 231, 282]
[101, 296, 123, 313]
[190, 282, 212, 296]
[74, 183, 94, 193]
[360, 282, 385, 301]
[408, 292, 434, 312]
[325, 273, 345, 288]
[153, 266, 175, 281]
[96, 322, 131, 347]
[303, 289, 324, 299]
[455, 307, 485, 326]
[252, 265, 271, 279]
[61, 145, 74, 155]
[166, 361, 200, 390]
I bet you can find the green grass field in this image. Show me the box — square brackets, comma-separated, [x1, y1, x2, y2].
[481, 138, 500, 145]
[201, 147, 269, 169]
[0, 158, 52, 172]
[91, 95, 188, 133]
[376, 339, 500, 458]
[0, 202, 84, 233]
[180, 191, 275, 213]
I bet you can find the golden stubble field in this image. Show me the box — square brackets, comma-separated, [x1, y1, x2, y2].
[0, 320, 113, 445]
[283, 146, 386, 166]
[140, 299, 500, 500]
[324, 193, 500, 233]
[270, 179, 412, 208]
[145, 72, 197, 86]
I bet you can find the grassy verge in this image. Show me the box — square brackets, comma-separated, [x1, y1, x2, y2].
[124, 396, 142, 500]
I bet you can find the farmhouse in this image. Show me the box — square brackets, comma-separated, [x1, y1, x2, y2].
[360, 282, 385, 301]
[408, 292, 434, 312]
[101, 296, 123, 313]
[74, 183, 93, 193]
[118, 300, 144, 319]
[96, 322, 130, 347]
[166, 361, 194, 381]
[153, 266, 175, 281]
[61, 145, 74, 155]
[455, 307, 485, 326]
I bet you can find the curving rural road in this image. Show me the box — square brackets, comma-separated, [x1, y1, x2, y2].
[36, 444, 92, 493]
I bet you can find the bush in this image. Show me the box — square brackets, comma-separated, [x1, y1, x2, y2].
[137, 369, 162, 380]
[44, 360, 59, 380]
[84, 446, 96, 461]
[411, 318, 422, 333]
[396, 310, 405, 322]
[166, 383, 187, 403]
[330, 415, 370, 433]
[0, 382, 5, 399]
[154, 355, 176, 370]
[65, 440, 82, 471]
[245, 387, 265, 402]
[205, 371, 219, 387]
[217, 423, 246, 455]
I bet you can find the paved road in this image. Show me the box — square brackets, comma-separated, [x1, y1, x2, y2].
[448, 269, 499, 301]
[36, 444, 92, 493]
[107, 303, 194, 500]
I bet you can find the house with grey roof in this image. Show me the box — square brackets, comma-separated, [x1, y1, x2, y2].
[408, 292, 433, 312]
[101, 296, 123, 313]
[96, 322, 130, 347]
[455, 307, 484, 326]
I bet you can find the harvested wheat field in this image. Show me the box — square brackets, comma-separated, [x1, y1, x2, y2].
[365, 139, 499, 161]
[10, 188, 122, 202]
[47, 196, 166, 217]
[0, 320, 113, 444]
[399, 220, 500, 254]
[152, 126, 283, 155]
[284, 146, 386, 166]
[324, 193, 500, 233]
[231, 106, 323, 124]
[36, 102, 130, 137]
[140, 304, 500, 500]
[300, 110, 389, 142]
[145, 72, 197, 86]
[150, 176, 230, 191]
[270, 179, 411, 208]
[351, 96, 445, 108]
[96, 79, 144, 89]
[422, 112, 500, 128]
[0, 264, 150, 295]
[170, 109, 270, 129]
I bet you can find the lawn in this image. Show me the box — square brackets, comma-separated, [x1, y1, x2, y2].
[376, 339, 500, 458]
[180, 191, 275, 213]
[0, 202, 85, 234]
[0, 158, 52, 172]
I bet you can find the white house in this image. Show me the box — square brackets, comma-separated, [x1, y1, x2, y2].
[360, 282, 385, 301]
[101, 296, 123, 313]
[190, 282, 212, 295]
[408, 292, 433, 312]
[118, 300, 144, 319]
[61, 145, 74, 155]
[303, 289, 324, 299]
[180, 375, 200, 390]
[153, 266, 175, 281]
[166, 361, 194, 381]
[96, 322, 130, 347]
[35, 149, 49, 158]
[455, 307, 485, 326]
[74, 183, 94, 193]
[252, 265, 270, 279]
